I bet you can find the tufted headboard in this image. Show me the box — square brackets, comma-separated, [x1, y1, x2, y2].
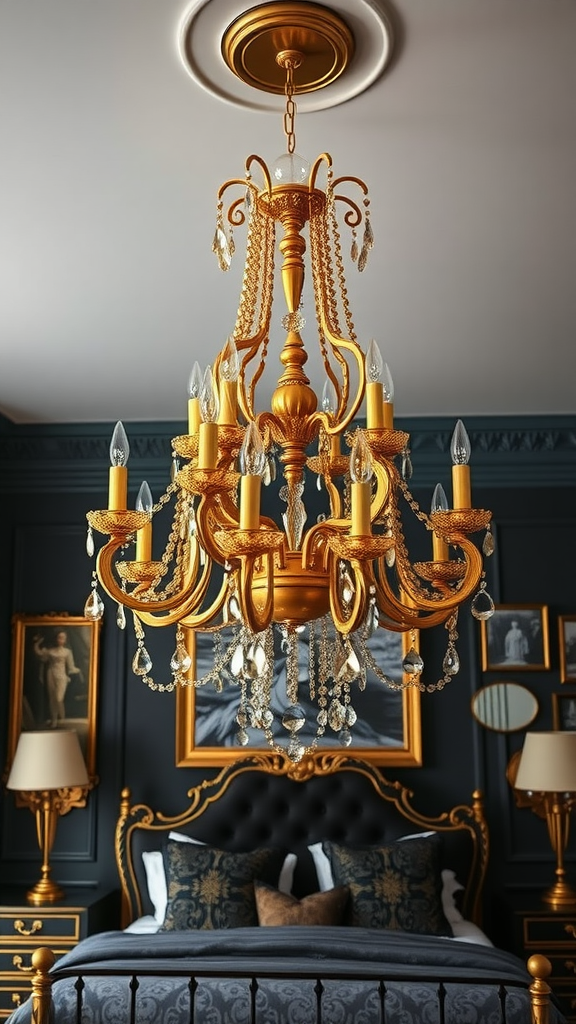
[115, 752, 488, 929]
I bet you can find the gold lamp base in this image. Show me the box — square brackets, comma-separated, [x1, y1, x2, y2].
[27, 876, 65, 906]
[542, 878, 576, 912]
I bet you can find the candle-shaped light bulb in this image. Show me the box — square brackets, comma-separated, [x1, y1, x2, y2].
[110, 421, 129, 467]
[108, 420, 129, 509]
[136, 480, 153, 513]
[239, 421, 266, 477]
[366, 339, 383, 383]
[239, 421, 265, 530]
[187, 361, 203, 435]
[349, 431, 373, 536]
[218, 337, 239, 425]
[431, 483, 449, 513]
[187, 362, 203, 400]
[321, 378, 338, 415]
[450, 419, 471, 465]
[219, 336, 240, 382]
[200, 366, 219, 423]
[430, 482, 449, 560]
[349, 429, 373, 484]
[450, 419, 472, 509]
[197, 366, 220, 469]
[382, 362, 394, 403]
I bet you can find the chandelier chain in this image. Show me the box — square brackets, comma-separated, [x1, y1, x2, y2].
[283, 64, 297, 155]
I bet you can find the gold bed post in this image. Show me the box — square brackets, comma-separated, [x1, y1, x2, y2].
[30, 947, 54, 1024]
[528, 954, 552, 1024]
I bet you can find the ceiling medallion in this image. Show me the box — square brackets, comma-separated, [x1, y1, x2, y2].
[178, 0, 395, 111]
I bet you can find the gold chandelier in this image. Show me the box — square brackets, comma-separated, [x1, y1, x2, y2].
[84, 2, 495, 761]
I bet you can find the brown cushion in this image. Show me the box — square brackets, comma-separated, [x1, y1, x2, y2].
[254, 881, 349, 927]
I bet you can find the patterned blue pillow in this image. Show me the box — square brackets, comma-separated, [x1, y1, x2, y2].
[322, 836, 452, 936]
[160, 840, 287, 930]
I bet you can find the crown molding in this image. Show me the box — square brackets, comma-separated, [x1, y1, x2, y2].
[0, 416, 574, 493]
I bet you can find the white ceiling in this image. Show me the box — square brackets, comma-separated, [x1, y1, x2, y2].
[1, 0, 575, 426]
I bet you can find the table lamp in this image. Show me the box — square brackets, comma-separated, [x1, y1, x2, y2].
[5, 729, 89, 905]
[514, 730, 576, 910]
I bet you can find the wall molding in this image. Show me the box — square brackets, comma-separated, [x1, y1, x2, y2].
[0, 415, 574, 493]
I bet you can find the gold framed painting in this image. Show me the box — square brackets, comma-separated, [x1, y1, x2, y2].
[176, 628, 422, 769]
[552, 691, 576, 731]
[558, 615, 576, 684]
[3, 613, 102, 785]
[480, 604, 550, 672]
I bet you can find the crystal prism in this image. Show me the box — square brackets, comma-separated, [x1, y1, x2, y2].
[483, 529, 495, 557]
[133, 646, 152, 676]
[471, 588, 495, 620]
[116, 603, 126, 630]
[358, 245, 368, 272]
[282, 705, 306, 733]
[350, 236, 359, 262]
[86, 526, 94, 558]
[339, 729, 352, 748]
[402, 646, 424, 675]
[84, 589, 104, 621]
[442, 646, 460, 676]
[363, 217, 374, 249]
[170, 648, 192, 675]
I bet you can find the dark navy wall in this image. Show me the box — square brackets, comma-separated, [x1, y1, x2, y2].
[0, 413, 575, 944]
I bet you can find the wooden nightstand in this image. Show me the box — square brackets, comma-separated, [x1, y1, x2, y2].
[0, 887, 119, 1019]
[507, 892, 576, 1023]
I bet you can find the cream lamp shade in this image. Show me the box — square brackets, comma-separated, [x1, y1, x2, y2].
[515, 731, 576, 793]
[6, 730, 89, 791]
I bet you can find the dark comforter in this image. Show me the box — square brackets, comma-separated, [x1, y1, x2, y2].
[8, 926, 560, 1024]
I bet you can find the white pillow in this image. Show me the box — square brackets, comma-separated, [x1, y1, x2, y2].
[142, 831, 297, 926]
[308, 833, 465, 927]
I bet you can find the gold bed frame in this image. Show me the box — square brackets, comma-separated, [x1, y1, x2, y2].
[21, 752, 557, 1024]
[114, 751, 489, 928]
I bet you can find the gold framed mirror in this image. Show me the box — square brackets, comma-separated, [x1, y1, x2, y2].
[471, 681, 538, 733]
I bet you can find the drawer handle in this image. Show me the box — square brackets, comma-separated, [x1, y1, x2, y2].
[13, 919, 42, 936]
[12, 954, 33, 972]
[565, 924, 576, 938]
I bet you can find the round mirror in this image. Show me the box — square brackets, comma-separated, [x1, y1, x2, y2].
[471, 681, 538, 733]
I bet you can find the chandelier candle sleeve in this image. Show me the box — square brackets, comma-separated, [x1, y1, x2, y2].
[450, 419, 472, 509]
[187, 362, 203, 435]
[135, 481, 153, 562]
[349, 431, 373, 536]
[108, 421, 129, 510]
[381, 362, 394, 429]
[198, 366, 220, 469]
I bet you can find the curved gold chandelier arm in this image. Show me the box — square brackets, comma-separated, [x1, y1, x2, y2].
[329, 555, 369, 635]
[95, 537, 206, 616]
[238, 554, 275, 634]
[132, 558, 215, 627]
[374, 533, 484, 627]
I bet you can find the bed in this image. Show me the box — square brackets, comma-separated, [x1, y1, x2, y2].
[8, 752, 558, 1024]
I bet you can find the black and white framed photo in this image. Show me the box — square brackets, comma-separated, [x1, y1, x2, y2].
[559, 615, 576, 684]
[480, 604, 550, 672]
[552, 691, 576, 731]
[176, 626, 422, 769]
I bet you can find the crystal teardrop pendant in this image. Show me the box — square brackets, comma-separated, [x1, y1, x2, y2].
[350, 232, 359, 262]
[133, 645, 152, 676]
[282, 705, 306, 733]
[317, 708, 328, 727]
[171, 457, 180, 483]
[442, 645, 460, 676]
[236, 728, 249, 746]
[357, 245, 369, 272]
[402, 646, 424, 676]
[84, 588, 104, 621]
[471, 585, 495, 621]
[385, 546, 396, 568]
[402, 450, 413, 481]
[287, 738, 305, 763]
[328, 699, 346, 731]
[345, 705, 357, 727]
[116, 603, 126, 630]
[339, 728, 352, 748]
[170, 647, 192, 676]
[363, 216, 374, 249]
[483, 526, 495, 557]
[86, 525, 94, 558]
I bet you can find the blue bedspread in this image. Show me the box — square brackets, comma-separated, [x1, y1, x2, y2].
[7, 926, 561, 1024]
